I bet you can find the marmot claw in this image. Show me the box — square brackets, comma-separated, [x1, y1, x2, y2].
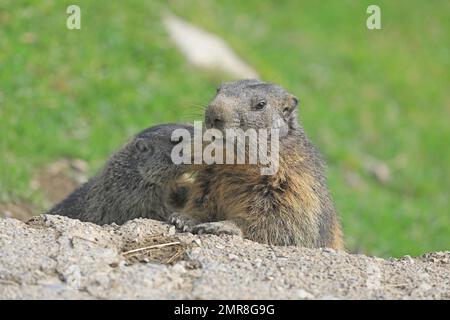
[168, 212, 197, 232]
[191, 221, 243, 237]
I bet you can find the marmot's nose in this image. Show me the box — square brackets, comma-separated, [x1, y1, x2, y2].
[206, 115, 223, 129]
[212, 117, 223, 129]
[206, 103, 226, 129]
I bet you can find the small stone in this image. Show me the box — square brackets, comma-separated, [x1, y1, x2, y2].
[320, 295, 339, 300]
[254, 258, 263, 268]
[418, 283, 432, 291]
[168, 226, 176, 236]
[37, 276, 62, 286]
[190, 247, 201, 256]
[295, 289, 314, 299]
[70, 159, 88, 173]
[172, 263, 187, 273]
[321, 248, 336, 254]
[365, 157, 391, 184]
[61, 265, 81, 289]
[228, 253, 239, 260]
[401, 255, 414, 264]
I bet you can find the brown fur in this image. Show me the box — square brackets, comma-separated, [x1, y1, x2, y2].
[179, 137, 343, 249]
[172, 80, 344, 249]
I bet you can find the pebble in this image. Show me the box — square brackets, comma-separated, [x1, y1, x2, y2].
[401, 255, 415, 264]
[295, 289, 314, 299]
[172, 263, 187, 273]
[167, 226, 176, 236]
[228, 253, 239, 260]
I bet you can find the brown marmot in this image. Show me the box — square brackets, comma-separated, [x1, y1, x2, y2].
[47, 124, 193, 225]
[170, 80, 344, 250]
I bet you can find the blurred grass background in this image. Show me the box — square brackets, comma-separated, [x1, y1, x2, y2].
[0, 0, 449, 257]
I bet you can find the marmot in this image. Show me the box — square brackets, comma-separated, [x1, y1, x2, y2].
[171, 80, 344, 249]
[47, 124, 193, 225]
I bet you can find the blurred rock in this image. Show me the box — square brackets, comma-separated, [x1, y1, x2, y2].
[163, 13, 259, 79]
[344, 169, 364, 189]
[364, 157, 391, 184]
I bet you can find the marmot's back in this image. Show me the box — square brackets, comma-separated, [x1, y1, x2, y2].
[47, 124, 194, 225]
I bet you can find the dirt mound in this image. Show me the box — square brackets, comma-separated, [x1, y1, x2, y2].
[0, 215, 448, 299]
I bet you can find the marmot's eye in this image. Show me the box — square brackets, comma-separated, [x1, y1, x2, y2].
[135, 138, 154, 155]
[255, 100, 266, 110]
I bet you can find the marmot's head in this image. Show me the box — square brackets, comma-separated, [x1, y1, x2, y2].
[205, 79, 299, 137]
[122, 124, 194, 183]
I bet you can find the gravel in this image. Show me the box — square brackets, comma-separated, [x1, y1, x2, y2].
[0, 215, 448, 299]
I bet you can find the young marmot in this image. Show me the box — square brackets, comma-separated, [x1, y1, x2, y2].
[171, 80, 344, 249]
[47, 124, 193, 225]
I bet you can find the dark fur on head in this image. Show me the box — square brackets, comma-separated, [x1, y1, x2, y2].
[206, 79, 299, 137]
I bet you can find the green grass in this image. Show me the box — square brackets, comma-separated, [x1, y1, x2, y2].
[1, 0, 449, 257]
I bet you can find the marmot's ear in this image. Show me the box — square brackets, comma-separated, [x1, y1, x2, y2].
[283, 94, 299, 117]
[134, 138, 152, 153]
[290, 95, 299, 108]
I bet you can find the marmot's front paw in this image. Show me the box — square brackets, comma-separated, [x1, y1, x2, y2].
[191, 221, 243, 237]
[168, 212, 197, 232]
